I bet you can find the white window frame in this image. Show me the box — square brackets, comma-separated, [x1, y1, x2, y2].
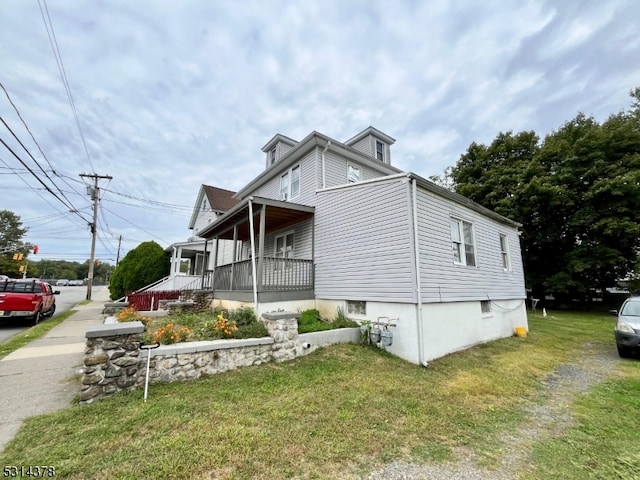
[450, 218, 476, 267]
[270, 147, 277, 165]
[347, 164, 361, 183]
[500, 234, 511, 271]
[280, 164, 300, 200]
[375, 140, 385, 161]
[274, 231, 295, 259]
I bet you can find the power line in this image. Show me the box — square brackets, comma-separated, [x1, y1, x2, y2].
[101, 205, 171, 245]
[100, 186, 193, 210]
[0, 138, 92, 224]
[0, 116, 81, 213]
[38, 0, 95, 173]
[0, 82, 57, 174]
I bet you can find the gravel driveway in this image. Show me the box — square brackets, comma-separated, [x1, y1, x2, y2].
[367, 342, 622, 480]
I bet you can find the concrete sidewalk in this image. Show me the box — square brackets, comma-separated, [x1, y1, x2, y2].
[0, 287, 111, 453]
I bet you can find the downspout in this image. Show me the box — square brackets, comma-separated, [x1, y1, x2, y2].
[411, 177, 427, 367]
[248, 198, 259, 314]
[321, 140, 331, 189]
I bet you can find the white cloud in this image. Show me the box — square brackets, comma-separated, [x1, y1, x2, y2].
[0, 0, 639, 262]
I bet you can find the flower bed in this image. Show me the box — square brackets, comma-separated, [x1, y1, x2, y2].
[115, 305, 268, 345]
[115, 305, 359, 345]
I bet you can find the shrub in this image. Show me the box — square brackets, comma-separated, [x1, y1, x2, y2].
[235, 322, 269, 339]
[109, 241, 170, 300]
[298, 309, 333, 333]
[332, 307, 359, 328]
[213, 305, 257, 326]
[298, 308, 359, 333]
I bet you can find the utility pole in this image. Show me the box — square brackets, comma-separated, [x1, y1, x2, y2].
[80, 173, 112, 300]
[116, 235, 122, 266]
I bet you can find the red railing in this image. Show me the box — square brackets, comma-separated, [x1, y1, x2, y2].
[126, 290, 181, 311]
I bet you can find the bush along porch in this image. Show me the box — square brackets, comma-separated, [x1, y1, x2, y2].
[80, 307, 359, 404]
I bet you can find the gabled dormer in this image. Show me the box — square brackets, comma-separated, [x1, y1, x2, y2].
[261, 134, 298, 169]
[344, 126, 396, 165]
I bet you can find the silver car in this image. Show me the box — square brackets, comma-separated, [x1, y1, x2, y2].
[614, 297, 640, 358]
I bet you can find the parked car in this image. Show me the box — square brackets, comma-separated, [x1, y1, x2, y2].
[0, 278, 60, 325]
[56, 279, 69, 286]
[0, 275, 9, 281]
[69, 280, 84, 286]
[613, 296, 640, 358]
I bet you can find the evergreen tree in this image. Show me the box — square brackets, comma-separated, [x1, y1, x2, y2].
[109, 241, 169, 299]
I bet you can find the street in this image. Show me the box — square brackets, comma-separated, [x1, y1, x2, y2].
[0, 285, 91, 343]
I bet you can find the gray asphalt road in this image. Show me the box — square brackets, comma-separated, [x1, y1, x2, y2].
[0, 286, 90, 343]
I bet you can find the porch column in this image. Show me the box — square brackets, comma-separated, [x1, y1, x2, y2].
[257, 205, 266, 291]
[230, 225, 237, 290]
[211, 237, 218, 290]
[170, 247, 178, 276]
[248, 200, 259, 310]
[175, 246, 184, 290]
[200, 239, 208, 289]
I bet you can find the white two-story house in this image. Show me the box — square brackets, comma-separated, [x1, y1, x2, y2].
[197, 126, 528, 365]
[160, 185, 238, 291]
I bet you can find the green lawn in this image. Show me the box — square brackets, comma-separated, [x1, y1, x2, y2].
[1, 310, 638, 479]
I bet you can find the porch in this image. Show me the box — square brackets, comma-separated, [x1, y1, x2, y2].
[199, 197, 316, 304]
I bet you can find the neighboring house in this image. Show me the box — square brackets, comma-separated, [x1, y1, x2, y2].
[157, 185, 238, 291]
[197, 126, 528, 364]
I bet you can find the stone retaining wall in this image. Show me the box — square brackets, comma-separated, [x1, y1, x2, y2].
[80, 312, 304, 404]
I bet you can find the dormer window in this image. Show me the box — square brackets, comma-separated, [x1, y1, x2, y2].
[376, 141, 385, 161]
[270, 147, 276, 165]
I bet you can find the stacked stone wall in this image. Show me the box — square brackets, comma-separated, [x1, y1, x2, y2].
[80, 313, 301, 404]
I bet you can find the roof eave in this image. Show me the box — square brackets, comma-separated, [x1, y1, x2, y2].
[235, 131, 402, 200]
[409, 173, 522, 228]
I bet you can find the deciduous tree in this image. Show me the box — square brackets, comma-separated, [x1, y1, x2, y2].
[448, 90, 640, 300]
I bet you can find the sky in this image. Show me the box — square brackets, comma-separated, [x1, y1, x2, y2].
[1, 0, 639, 265]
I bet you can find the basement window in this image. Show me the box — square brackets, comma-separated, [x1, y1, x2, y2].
[481, 300, 492, 315]
[347, 300, 366, 315]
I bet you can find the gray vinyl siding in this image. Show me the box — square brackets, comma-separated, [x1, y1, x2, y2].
[239, 219, 313, 260]
[264, 141, 296, 168]
[348, 135, 391, 164]
[254, 149, 317, 206]
[321, 150, 388, 189]
[315, 179, 415, 302]
[415, 187, 526, 302]
[264, 219, 313, 259]
[349, 135, 373, 157]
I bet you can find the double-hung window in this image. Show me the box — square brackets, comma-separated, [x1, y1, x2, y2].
[500, 234, 511, 271]
[275, 232, 294, 259]
[275, 232, 294, 271]
[270, 147, 276, 165]
[280, 165, 300, 200]
[376, 141, 385, 161]
[347, 164, 361, 183]
[450, 218, 476, 266]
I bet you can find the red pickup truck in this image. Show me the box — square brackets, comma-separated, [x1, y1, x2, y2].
[0, 279, 60, 325]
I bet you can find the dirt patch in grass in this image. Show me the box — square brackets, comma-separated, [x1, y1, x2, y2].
[368, 342, 622, 480]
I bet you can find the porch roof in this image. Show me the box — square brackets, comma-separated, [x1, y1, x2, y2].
[197, 196, 314, 241]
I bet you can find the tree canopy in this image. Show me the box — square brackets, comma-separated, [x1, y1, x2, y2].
[448, 89, 640, 300]
[109, 241, 170, 299]
[0, 210, 30, 277]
